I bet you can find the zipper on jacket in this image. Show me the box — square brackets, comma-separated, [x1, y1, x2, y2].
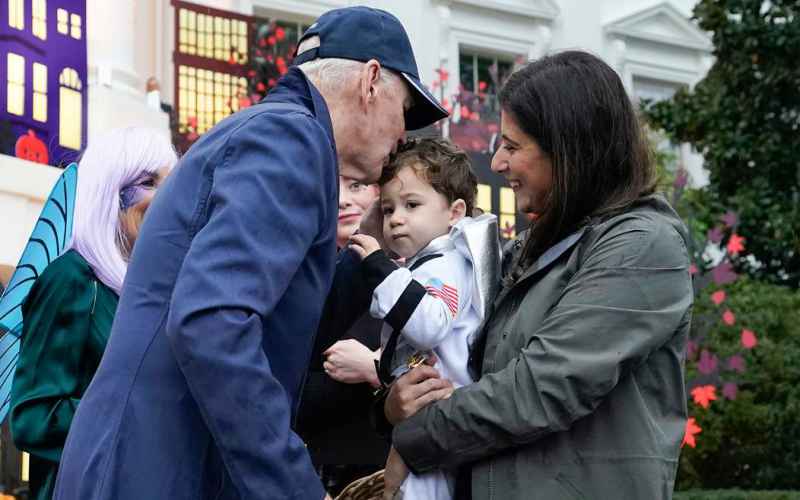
[488, 460, 495, 500]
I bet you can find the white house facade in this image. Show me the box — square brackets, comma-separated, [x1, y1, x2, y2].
[0, 0, 712, 272]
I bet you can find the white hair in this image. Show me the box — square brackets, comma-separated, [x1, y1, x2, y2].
[296, 36, 403, 94]
[67, 127, 177, 294]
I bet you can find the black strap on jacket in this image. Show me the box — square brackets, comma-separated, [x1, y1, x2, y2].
[375, 253, 443, 387]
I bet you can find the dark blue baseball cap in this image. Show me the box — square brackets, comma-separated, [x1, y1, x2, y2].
[292, 6, 449, 130]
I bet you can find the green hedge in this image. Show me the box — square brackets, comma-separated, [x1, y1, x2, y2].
[677, 278, 800, 490]
[675, 491, 800, 500]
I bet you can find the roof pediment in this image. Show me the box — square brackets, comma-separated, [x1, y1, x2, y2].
[605, 2, 711, 51]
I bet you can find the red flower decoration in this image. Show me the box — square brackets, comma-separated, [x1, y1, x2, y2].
[697, 349, 718, 375]
[711, 290, 726, 305]
[721, 211, 739, 228]
[722, 309, 736, 326]
[267, 35, 276, 46]
[741, 329, 758, 349]
[708, 226, 724, 244]
[712, 262, 738, 285]
[727, 354, 746, 373]
[275, 27, 286, 41]
[691, 385, 717, 409]
[682, 417, 702, 448]
[686, 339, 698, 360]
[723, 382, 738, 400]
[727, 233, 745, 255]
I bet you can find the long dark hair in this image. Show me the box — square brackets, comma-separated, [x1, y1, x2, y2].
[499, 50, 656, 274]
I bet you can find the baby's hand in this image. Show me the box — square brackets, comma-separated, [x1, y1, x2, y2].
[349, 233, 382, 260]
[383, 446, 409, 500]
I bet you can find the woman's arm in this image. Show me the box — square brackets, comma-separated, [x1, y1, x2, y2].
[10, 263, 94, 463]
[391, 219, 693, 473]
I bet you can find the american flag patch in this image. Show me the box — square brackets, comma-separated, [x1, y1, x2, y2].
[424, 278, 459, 317]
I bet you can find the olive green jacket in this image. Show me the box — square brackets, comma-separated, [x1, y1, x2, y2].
[10, 250, 118, 500]
[394, 195, 693, 500]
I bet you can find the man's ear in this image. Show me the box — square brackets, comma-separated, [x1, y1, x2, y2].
[449, 199, 467, 226]
[360, 59, 382, 109]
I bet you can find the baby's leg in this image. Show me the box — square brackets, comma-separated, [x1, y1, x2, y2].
[383, 446, 410, 500]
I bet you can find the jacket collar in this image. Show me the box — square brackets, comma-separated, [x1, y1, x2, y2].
[405, 234, 454, 269]
[264, 67, 336, 153]
[494, 228, 586, 306]
[518, 229, 585, 283]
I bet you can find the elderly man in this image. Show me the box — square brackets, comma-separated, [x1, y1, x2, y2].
[53, 7, 447, 500]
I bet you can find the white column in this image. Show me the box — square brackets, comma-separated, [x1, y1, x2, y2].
[85, 0, 169, 141]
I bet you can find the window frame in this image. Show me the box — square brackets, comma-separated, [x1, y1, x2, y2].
[7, 52, 25, 117]
[8, 0, 24, 31]
[33, 62, 47, 122]
[32, 0, 47, 40]
[173, 0, 253, 139]
[458, 51, 514, 97]
[59, 68, 83, 150]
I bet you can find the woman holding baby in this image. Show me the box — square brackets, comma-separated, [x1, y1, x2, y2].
[380, 50, 694, 499]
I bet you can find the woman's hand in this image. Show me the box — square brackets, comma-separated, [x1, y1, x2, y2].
[349, 233, 383, 260]
[323, 339, 380, 388]
[382, 446, 409, 500]
[385, 364, 454, 425]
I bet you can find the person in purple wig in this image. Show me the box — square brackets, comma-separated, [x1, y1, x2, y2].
[9, 127, 177, 500]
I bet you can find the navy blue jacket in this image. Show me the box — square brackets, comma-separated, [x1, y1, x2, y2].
[54, 68, 337, 500]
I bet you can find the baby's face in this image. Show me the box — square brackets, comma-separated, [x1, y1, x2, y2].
[381, 165, 454, 259]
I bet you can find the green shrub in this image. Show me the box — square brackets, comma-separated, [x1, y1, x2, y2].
[677, 278, 800, 490]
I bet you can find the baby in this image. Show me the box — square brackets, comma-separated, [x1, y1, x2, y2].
[349, 137, 499, 500]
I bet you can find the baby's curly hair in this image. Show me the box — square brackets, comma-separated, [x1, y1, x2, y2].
[379, 137, 477, 214]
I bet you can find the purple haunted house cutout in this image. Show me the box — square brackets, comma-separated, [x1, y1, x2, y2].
[0, 0, 88, 167]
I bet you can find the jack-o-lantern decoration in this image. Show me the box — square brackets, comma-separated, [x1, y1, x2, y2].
[15, 129, 49, 165]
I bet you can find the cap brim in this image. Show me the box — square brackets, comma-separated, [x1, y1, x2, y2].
[400, 73, 449, 131]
